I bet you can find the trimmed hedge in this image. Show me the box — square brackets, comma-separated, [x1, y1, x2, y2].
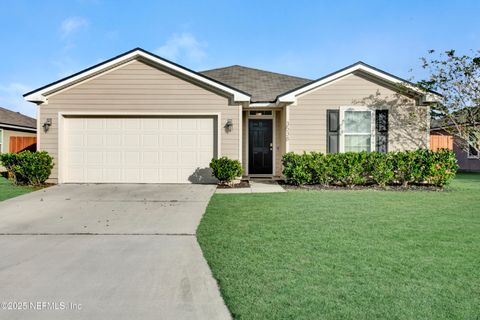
[210, 157, 243, 185]
[0, 151, 54, 186]
[282, 149, 457, 187]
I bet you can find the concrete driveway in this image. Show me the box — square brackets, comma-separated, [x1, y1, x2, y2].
[0, 184, 230, 320]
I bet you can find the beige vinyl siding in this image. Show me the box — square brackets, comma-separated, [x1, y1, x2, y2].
[39, 59, 240, 183]
[289, 73, 429, 154]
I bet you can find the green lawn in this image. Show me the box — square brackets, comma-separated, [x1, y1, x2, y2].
[0, 176, 38, 201]
[198, 173, 480, 320]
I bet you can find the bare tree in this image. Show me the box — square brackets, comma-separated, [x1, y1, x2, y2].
[415, 50, 480, 153]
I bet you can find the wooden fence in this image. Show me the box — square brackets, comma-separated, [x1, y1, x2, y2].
[9, 136, 37, 153]
[430, 134, 453, 151]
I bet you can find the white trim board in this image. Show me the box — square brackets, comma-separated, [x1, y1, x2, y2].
[36, 106, 41, 150]
[238, 105, 243, 167]
[0, 123, 37, 132]
[25, 49, 250, 103]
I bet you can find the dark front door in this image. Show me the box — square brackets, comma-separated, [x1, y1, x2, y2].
[249, 119, 273, 174]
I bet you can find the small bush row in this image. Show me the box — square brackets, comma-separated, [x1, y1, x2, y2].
[0, 151, 54, 186]
[282, 149, 458, 187]
[210, 157, 243, 185]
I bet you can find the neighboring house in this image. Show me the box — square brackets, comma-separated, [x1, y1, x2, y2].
[0, 107, 37, 154]
[453, 135, 480, 172]
[23, 48, 440, 184]
[430, 122, 480, 172]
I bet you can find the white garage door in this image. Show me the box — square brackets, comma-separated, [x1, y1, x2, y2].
[63, 117, 216, 183]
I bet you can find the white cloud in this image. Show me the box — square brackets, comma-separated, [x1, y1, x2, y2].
[60, 17, 89, 38]
[0, 83, 36, 118]
[155, 33, 207, 64]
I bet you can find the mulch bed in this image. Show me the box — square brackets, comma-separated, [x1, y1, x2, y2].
[216, 180, 250, 189]
[277, 180, 445, 192]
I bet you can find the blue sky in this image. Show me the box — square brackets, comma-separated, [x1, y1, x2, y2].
[1, 0, 479, 117]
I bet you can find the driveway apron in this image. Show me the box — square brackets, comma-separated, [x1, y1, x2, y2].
[0, 184, 230, 320]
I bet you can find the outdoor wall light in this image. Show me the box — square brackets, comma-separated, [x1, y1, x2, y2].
[43, 118, 52, 133]
[225, 119, 233, 132]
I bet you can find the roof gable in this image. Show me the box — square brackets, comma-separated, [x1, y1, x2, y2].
[24, 48, 250, 104]
[276, 62, 442, 104]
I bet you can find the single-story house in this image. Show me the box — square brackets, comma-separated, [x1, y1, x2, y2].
[23, 48, 440, 184]
[0, 107, 37, 154]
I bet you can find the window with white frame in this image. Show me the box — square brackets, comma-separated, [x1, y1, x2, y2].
[340, 107, 375, 152]
[0, 129, 3, 153]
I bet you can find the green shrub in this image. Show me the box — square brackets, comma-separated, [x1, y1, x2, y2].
[0, 151, 54, 186]
[209, 157, 243, 185]
[281, 153, 312, 185]
[330, 152, 369, 187]
[369, 152, 395, 187]
[393, 150, 421, 186]
[421, 149, 458, 187]
[282, 149, 457, 188]
[310, 152, 333, 185]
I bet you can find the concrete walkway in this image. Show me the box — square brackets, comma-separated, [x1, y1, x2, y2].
[0, 184, 230, 320]
[216, 179, 285, 194]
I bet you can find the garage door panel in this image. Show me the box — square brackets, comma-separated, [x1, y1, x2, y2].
[67, 151, 84, 165]
[86, 151, 103, 164]
[106, 151, 122, 165]
[199, 134, 213, 147]
[124, 134, 140, 145]
[142, 134, 159, 147]
[86, 119, 104, 129]
[180, 118, 197, 129]
[63, 117, 215, 183]
[142, 151, 158, 164]
[141, 168, 158, 183]
[106, 135, 122, 146]
[125, 151, 140, 165]
[66, 167, 84, 182]
[158, 168, 177, 183]
[68, 119, 85, 130]
[105, 119, 122, 129]
[67, 134, 84, 147]
[163, 135, 178, 146]
[162, 119, 179, 130]
[199, 151, 213, 163]
[86, 134, 103, 146]
[180, 168, 194, 183]
[142, 119, 159, 130]
[162, 151, 178, 164]
[124, 119, 141, 130]
[86, 168, 103, 181]
[180, 135, 196, 147]
[104, 168, 122, 182]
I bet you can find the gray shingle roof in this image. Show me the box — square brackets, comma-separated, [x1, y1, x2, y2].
[0, 107, 36, 129]
[200, 65, 312, 102]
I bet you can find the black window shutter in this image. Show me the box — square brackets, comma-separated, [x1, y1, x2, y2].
[327, 110, 339, 153]
[375, 110, 388, 153]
